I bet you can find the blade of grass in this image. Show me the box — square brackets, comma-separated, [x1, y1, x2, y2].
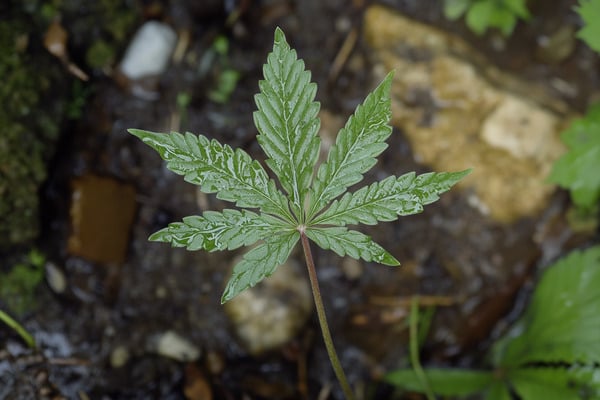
[410, 296, 436, 400]
[0, 309, 36, 349]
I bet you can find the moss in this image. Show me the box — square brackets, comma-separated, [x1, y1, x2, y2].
[0, 0, 139, 248]
[0, 16, 61, 247]
[0, 249, 45, 315]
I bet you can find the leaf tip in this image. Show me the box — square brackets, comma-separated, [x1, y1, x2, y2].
[385, 256, 401, 267]
[127, 128, 145, 138]
[274, 26, 286, 44]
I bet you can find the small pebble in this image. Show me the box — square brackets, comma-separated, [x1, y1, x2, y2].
[152, 331, 200, 362]
[224, 259, 312, 355]
[119, 21, 177, 80]
[45, 262, 67, 294]
[110, 345, 130, 368]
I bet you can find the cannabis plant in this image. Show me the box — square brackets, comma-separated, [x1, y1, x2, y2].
[386, 246, 600, 399]
[129, 28, 469, 399]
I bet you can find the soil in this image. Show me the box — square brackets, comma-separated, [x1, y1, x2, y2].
[1, 1, 599, 399]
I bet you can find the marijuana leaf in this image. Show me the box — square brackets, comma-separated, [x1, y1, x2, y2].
[308, 72, 394, 219]
[221, 231, 299, 303]
[312, 171, 470, 226]
[129, 27, 469, 304]
[254, 28, 321, 219]
[149, 209, 274, 252]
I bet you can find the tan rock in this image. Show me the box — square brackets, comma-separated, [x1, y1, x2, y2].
[68, 174, 137, 263]
[364, 5, 570, 223]
[224, 259, 312, 355]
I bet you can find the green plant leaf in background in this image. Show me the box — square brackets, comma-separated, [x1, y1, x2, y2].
[549, 102, 600, 212]
[0, 249, 45, 315]
[444, 0, 530, 36]
[385, 368, 494, 396]
[576, 0, 600, 52]
[387, 246, 600, 399]
[444, 0, 471, 20]
[494, 246, 600, 366]
[509, 366, 600, 400]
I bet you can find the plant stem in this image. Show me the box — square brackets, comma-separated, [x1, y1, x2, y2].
[409, 297, 435, 400]
[300, 231, 356, 400]
[0, 309, 36, 349]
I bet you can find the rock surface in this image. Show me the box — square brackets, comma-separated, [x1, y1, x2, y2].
[119, 21, 177, 80]
[224, 259, 312, 355]
[68, 174, 137, 263]
[364, 5, 570, 223]
[151, 330, 201, 362]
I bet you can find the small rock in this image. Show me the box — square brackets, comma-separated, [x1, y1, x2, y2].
[151, 331, 200, 362]
[204, 350, 225, 375]
[45, 262, 67, 294]
[110, 345, 130, 368]
[119, 21, 177, 80]
[68, 174, 137, 263]
[536, 25, 576, 64]
[224, 259, 312, 355]
[341, 258, 363, 281]
[184, 363, 212, 400]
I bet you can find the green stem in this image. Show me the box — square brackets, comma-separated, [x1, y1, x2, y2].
[300, 231, 356, 400]
[409, 297, 435, 400]
[0, 309, 36, 349]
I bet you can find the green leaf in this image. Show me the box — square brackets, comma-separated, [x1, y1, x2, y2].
[509, 366, 600, 400]
[385, 368, 494, 396]
[462, 0, 528, 36]
[495, 246, 600, 366]
[504, 0, 530, 18]
[484, 381, 512, 400]
[254, 27, 321, 218]
[312, 170, 470, 226]
[466, 1, 495, 35]
[221, 231, 299, 303]
[128, 129, 292, 221]
[576, 0, 600, 53]
[548, 102, 600, 211]
[149, 209, 276, 251]
[305, 226, 399, 266]
[487, 8, 518, 36]
[308, 73, 394, 219]
[443, 0, 472, 20]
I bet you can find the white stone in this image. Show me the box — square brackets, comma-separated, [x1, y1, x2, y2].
[119, 21, 177, 80]
[153, 330, 200, 362]
[45, 262, 67, 294]
[110, 345, 130, 368]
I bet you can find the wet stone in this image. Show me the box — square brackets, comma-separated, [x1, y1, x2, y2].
[150, 331, 201, 362]
[364, 5, 570, 223]
[110, 345, 130, 369]
[68, 174, 137, 264]
[45, 262, 67, 294]
[224, 259, 312, 355]
[119, 21, 177, 80]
